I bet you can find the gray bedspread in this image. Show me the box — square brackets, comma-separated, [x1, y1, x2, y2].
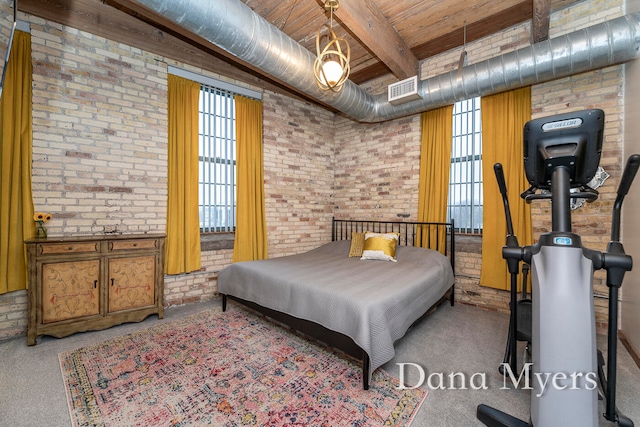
[218, 240, 454, 380]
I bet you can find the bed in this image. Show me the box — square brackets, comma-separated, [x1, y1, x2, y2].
[218, 218, 456, 389]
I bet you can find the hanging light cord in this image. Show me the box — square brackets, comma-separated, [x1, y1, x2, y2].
[279, 0, 299, 31]
[457, 22, 468, 82]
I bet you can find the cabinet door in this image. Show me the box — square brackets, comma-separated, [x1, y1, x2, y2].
[41, 260, 100, 323]
[108, 256, 156, 312]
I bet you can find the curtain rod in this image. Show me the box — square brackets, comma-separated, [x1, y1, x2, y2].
[168, 65, 262, 100]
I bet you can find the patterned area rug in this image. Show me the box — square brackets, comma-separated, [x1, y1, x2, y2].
[59, 306, 426, 426]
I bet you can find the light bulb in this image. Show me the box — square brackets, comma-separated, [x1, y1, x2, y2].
[321, 60, 343, 86]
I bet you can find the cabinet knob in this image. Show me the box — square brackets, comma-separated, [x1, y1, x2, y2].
[94, 280, 98, 288]
[68, 247, 73, 251]
[111, 278, 114, 286]
[132, 243, 137, 247]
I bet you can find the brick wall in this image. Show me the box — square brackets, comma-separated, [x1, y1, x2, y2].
[334, 115, 421, 219]
[0, 11, 338, 339]
[29, 18, 168, 236]
[0, 291, 27, 340]
[262, 91, 336, 258]
[0, 0, 629, 339]
[164, 249, 233, 307]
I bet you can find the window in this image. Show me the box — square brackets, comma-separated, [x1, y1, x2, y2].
[448, 97, 483, 234]
[198, 84, 236, 232]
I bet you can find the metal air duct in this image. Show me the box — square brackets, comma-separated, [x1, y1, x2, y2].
[131, 0, 640, 123]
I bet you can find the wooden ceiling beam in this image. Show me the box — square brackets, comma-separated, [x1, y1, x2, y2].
[330, 0, 419, 80]
[349, 1, 532, 84]
[533, 0, 552, 42]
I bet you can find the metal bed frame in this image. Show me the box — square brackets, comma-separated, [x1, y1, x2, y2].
[222, 218, 456, 389]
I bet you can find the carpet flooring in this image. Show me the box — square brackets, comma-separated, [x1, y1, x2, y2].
[1, 298, 639, 426]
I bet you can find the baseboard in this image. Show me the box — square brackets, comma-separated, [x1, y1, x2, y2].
[619, 331, 640, 370]
[457, 300, 508, 314]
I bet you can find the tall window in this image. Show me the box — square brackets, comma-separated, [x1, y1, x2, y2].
[198, 84, 236, 232]
[448, 97, 483, 234]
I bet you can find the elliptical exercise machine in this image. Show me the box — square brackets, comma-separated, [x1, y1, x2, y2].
[477, 109, 639, 426]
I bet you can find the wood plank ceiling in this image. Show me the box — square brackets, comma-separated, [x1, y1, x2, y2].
[18, 0, 579, 107]
[241, 0, 577, 83]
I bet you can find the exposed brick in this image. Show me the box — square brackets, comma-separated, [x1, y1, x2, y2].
[0, 0, 628, 340]
[65, 151, 92, 159]
[107, 186, 133, 193]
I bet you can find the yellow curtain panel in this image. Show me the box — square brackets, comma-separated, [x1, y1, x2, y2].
[480, 87, 533, 291]
[417, 105, 453, 253]
[232, 96, 267, 262]
[165, 74, 202, 275]
[0, 31, 33, 294]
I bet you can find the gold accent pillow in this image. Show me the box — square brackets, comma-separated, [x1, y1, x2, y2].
[361, 232, 400, 262]
[349, 232, 366, 257]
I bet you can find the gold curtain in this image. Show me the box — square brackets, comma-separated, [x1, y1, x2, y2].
[417, 105, 453, 253]
[0, 31, 34, 294]
[232, 96, 267, 262]
[480, 87, 533, 290]
[165, 74, 202, 274]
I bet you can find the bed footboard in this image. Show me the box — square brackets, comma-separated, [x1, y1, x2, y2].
[221, 285, 453, 390]
[222, 293, 372, 389]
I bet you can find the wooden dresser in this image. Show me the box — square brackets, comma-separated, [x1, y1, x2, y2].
[25, 234, 165, 345]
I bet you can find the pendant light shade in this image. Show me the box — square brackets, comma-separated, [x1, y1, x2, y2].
[313, 0, 350, 92]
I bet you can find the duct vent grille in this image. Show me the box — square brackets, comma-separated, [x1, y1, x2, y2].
[388, 76, 422, 105]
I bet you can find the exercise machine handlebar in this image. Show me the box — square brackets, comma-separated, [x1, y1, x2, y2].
[494, 164, 525, 271]
[616, 154, 640, 198]
[611, 154, 640, 242]
[494, 164, 514, 237]
[602, 154, 639, 426]
[493, 163, 525, 375]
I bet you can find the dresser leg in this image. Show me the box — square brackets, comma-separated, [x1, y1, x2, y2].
[27, 330, 37, 346]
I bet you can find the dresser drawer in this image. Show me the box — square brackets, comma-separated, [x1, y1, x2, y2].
[109, 239, 158, 251]
[38, 242, 99, 255]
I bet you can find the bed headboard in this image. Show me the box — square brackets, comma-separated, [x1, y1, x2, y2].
[331, 218, 456, 271]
